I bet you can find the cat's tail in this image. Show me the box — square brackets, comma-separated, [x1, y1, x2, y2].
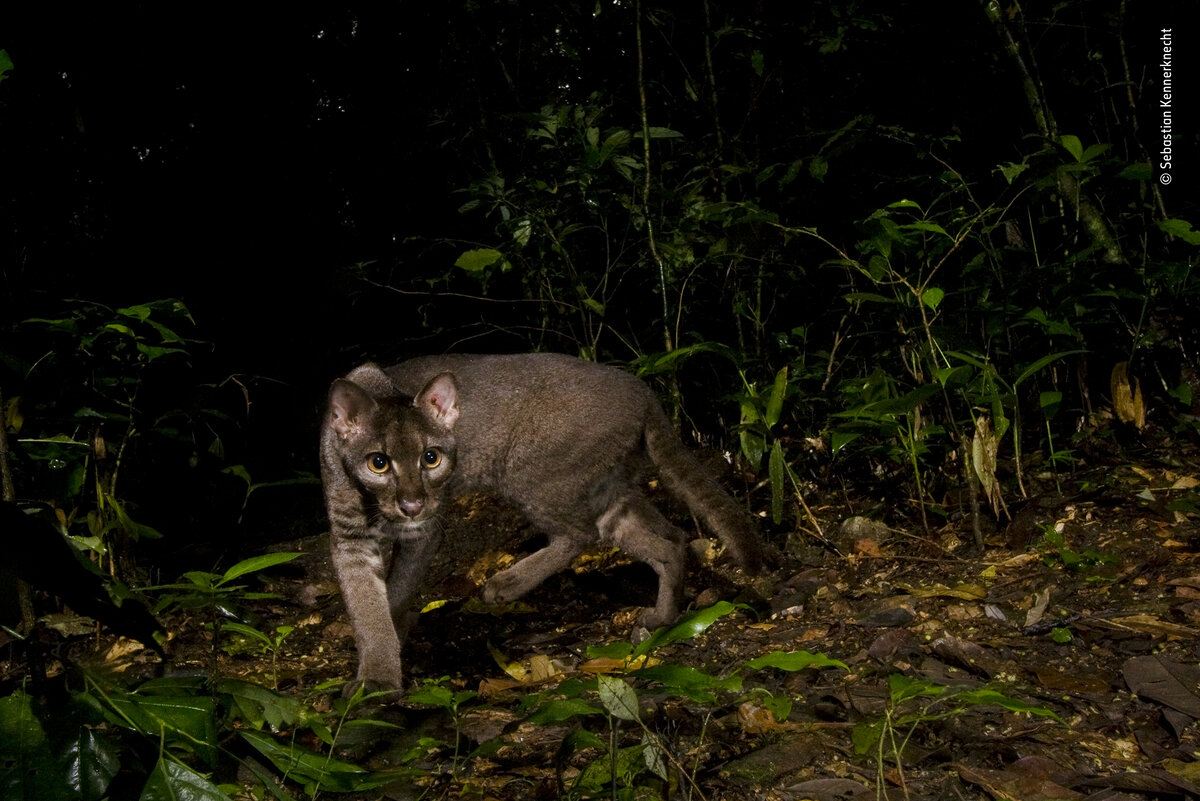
[643, 404, 763, 572]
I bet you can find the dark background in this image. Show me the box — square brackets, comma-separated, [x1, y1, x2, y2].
[1, 1, 1195, 559]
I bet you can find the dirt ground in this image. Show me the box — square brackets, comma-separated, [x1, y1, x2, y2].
[132, 436, 1197, 801]
[12, 441, 1200, 800]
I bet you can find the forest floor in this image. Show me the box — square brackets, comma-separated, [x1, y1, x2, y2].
[16, 439, 1200, 801]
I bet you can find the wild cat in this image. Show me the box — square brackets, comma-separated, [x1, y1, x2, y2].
[320, 353, 761, 691]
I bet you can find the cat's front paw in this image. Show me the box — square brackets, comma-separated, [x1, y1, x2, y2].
[481, 569, 531, 604]
[342, 677, 402, 700]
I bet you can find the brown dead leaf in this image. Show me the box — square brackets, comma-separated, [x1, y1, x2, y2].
[959, 756, 1083, 800]
[895, 582, 987, 600]
[738, 701, 786, 734]
[1170, 476, 1200, 490]
[853, 538, 883, 557]
[1104, 613, 1198, 639]
[103, 637, 146, 662]
[1111, 362, 1146, 429]
[578, 654, 659, 674]
[1035, 667, 1110, 694]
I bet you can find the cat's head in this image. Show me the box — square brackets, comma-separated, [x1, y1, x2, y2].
[325, 364, 459, 527]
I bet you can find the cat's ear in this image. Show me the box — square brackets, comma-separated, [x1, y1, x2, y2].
[416, 372, 459, 429]
[344, 363, 396, 396]
[328, 379, 376, 439]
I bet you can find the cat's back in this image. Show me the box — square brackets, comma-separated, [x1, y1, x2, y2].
[385, 353, 650, 408]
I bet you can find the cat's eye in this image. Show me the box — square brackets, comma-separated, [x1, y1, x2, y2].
[366, 453, 390, 474]
[421, 448, 442, 469]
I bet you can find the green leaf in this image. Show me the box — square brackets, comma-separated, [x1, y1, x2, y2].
[526, 698, 603, 725]
[844, 292, 896, 305]
[750, 49, 764, 76]
[887, 673, 945, 703]
[1080, 142, 1110, 162]
[830, 429, 861, 456]
[769, 440, 785, 525]
[104, 693, 219, 766]
[586, 641, 633, 660]
[597, 675, 639, 722]
[60, 726, 121, 800]
[905, 221, 949, 238]
[213, 678, 303, 731]
[764, 365, 788, 428]
[454, 248, 504, 273]
[956, 688, 1062, 721]
[220, 552, 301, 584]
[220, 621, 272, 647]
[996, 161, 1028, 184]
[920, 287, 945, 310]
[1013, 350, 1086, 388]
[1158, 218, 1200, 246]
[140, 758, 230, 801]
[851, 719, 885, 755]
[640, 126, 683, 139]
[0, 690, 56, 800]
[745, 650, 849, 672]
[1060, 134, 1084, 162]
[632, 664, 742, 702]
[631, 601, 738, 658]
[241, 730, 383, 793]
[642, 731, 668, 780]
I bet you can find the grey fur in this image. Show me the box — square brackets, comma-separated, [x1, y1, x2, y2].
[320, 353, 760, 691]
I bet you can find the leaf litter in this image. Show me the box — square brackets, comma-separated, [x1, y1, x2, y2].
[6, 452, 1200, 800]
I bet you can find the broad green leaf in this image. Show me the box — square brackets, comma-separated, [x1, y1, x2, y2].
[642, 731, 668, 780]
[830, 429, 861, 456]
[597, 675, 639, 722]
[220, 622, 272, 647]
[633, 664, 742, 702]
[745, 650, 848, 672]
[585, 641, 633, 660]
[1060, 134, 1084, 162]
[59, 727, 121, 800]
[220, 552, 301, 584]
[905, 221, 949, 238]
[851, 719, 885, 755]
[213, 678, 303, 731]
[1158, 218, 1200, 246]
[139, 758, 229, 801]
[0, 690, 56, 800]
[241, 730, 382, 793]
[526, 698, 603, 725]
[454, 248, 504, 273]
[631, 601, 738, 658]
[956, 688, 1062, 721]
[887, 673, 945, 703]
[1080, 142, 1110, 162]
[104, 694, 219, 766]
[920, 287, 945, 310]
[640, 126, 683, 139]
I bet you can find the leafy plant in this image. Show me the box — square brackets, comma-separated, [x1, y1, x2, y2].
[852, 674, 1061, 800]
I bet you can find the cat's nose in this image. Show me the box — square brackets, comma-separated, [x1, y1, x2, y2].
[397, 499, 425, 518]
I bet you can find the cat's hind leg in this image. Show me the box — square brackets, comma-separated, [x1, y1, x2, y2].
[596, 493, 687, 629]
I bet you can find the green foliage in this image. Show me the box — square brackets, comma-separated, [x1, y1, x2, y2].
[852, 673, 1061, 797]
[1036, 528, 1118, 573]
[2, 299, 211, 574]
